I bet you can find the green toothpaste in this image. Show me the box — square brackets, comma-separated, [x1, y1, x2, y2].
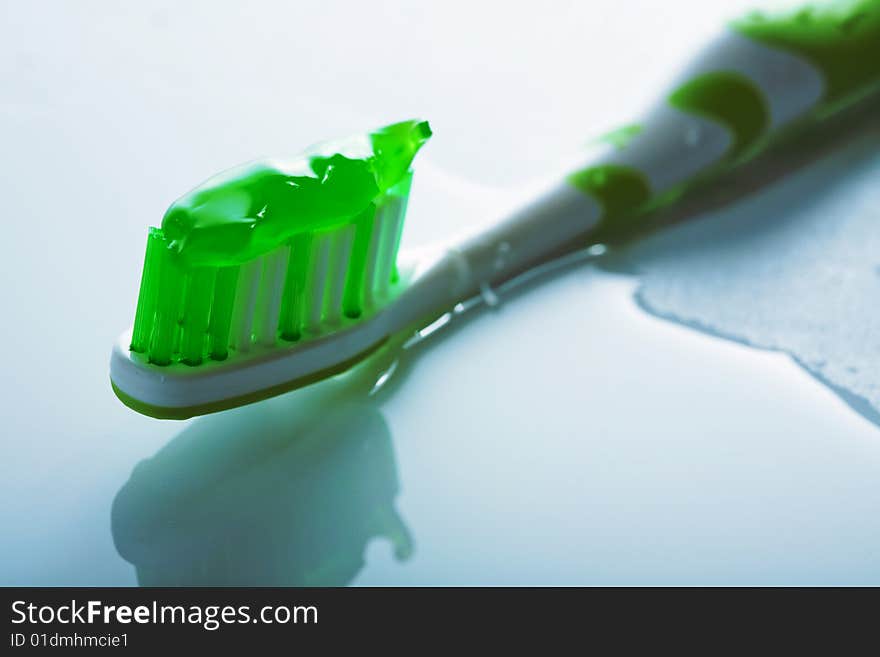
[131, 120, 431, 365]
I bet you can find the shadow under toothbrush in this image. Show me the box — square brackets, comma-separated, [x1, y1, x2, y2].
[110, 344, 413, 587]
[108, 273, 526, 587]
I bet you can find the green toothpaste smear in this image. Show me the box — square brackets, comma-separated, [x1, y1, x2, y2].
[163, 120, 432, 267]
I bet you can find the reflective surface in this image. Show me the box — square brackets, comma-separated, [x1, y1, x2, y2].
[2, 0, 880, 585]
[622, 130, 880, 426]
[112, 354, 413, 586]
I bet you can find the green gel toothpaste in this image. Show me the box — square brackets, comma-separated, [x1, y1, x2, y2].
[130, 120, 432, 366]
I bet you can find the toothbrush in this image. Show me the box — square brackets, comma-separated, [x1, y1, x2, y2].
[111, 0, 880, 419]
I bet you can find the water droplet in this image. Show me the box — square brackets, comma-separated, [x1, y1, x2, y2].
[684, 126, 701, 147]
[479, 281, 500, 308]
[370, 359, 399, 395]
[453, 297, 481, 315]
[587, 243, 608, 257]
[418, 312, 452, 338]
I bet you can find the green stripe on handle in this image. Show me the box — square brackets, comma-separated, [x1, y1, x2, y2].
[567, 0, 880, 243]
[668, 71, 770, 158]
[568, 165, 652, 238]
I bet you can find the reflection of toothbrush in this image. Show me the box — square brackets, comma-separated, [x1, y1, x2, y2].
[113, 386, 411, 585]
[112, 0, 880, 418]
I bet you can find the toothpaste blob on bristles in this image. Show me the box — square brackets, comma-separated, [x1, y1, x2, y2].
[130, 119, 432, 366]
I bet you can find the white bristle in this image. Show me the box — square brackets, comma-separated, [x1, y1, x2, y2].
[204, 199, 404, 359]
[253, 246, 290, 346]
[306, 234, 332, 333]
[374, 197, 404, 299]
[324, 225, 355, 325]
[228, 258, 262, 353]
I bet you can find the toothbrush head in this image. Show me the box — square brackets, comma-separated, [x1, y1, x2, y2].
[111, 120, 431, 419]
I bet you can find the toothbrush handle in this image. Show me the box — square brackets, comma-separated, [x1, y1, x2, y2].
[393, 5, 879, 328]
[454, 7, 880, 294]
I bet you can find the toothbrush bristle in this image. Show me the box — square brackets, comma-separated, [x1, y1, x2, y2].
[129, 176, 412, 367]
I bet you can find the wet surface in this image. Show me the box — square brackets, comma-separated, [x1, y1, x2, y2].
[616, 131, 880, 426]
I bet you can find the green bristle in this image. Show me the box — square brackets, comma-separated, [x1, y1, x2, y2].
[172, 287, 184, 356]
[179, 267, 217, 365]
[207, 266, 240, 361]
[279, 232, 313, 341]
[343, 204, 378, 318]
[250, 256, 274, 344]
[387, 175, 413, 285]
[148, 251, 186, 366]
[130, 228, 165, 353]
